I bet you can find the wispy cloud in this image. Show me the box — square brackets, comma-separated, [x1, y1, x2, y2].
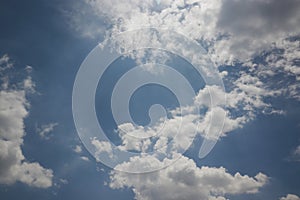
[37, 122, 58, 140]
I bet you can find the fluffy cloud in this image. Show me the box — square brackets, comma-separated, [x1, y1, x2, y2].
[254, 38, 300, 100]
[92, 138, 114, 160]
[75, 0, 299, 163]
[0, 55, 53, 188]
[110, 155, 268, 200]
[80, 0, 300, 106]
[78, 0, 300, 106]
[66, 1, 300, 198]
[73, 144, 90, 161]
[80, 0, 300, 64]
[280, 194, 300, 200]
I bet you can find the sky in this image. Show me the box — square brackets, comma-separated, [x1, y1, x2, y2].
[0, 0, 300, 200]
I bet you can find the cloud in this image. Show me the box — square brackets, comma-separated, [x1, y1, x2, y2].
[290, 145, 300, 162]
[72, 0, 300, 167]
[0, 55, 53, 188]
[256, 38, 300, 99]
[110, 155, 268, 200]
[0, 54, 13, 72]
[73, 144, 90, 161]
[76, 0, 300, 109]
[280, 194, 300, 200]
[214, 0, 300, 62]
[91, 138, 114, 160]
[80, 156, 90, 162]
[37, 123, 58, 140]
[73, 145, 83, 153]
[67, 0, 300, 197]
[80, 0, 300, 65]
[80, 0, 300, 102]
[23, 76, 36, 93]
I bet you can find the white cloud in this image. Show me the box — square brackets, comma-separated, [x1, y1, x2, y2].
[80, 0, 300, 65]
[110, 155, 268, 200]
[73, 0, 300, 169]
[0, 54, 13, 72]
[91, 138, 114, 160]
[74, 145, 83, 153]
[80, 0, 299, 104]
[67, 1, 300, 197]
[0, 55, 53, 188]
[73, 144, 90, 161]
[80, 156, 90, 162]
[254, 38, 300, 100]
[280, 194, 300, 200]
[37, 122, 58, 140]
[74, 0, 299, 111]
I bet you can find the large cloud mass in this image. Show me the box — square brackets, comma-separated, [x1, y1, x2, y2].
[110, 155, 268, 200]
[81, 0, 300, 64]
[0, 55, 53, 188]
[67, 0, 300, 198]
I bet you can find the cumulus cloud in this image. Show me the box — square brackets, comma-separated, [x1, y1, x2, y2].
[73, 144, 90, 161]
[280, 194, 300, 200]
[91, 138, 114, 160]
[254, 38, 300, 100]
[73, 0, 300, 163]
[66, 1, 300, 198]
[80, 0, 300, 102]
[79, 0, 300, 64]
[0, 55, 53, 188]
[110, 155, 268, 200]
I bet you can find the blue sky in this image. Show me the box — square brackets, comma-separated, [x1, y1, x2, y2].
[0, 0, 300, 200]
